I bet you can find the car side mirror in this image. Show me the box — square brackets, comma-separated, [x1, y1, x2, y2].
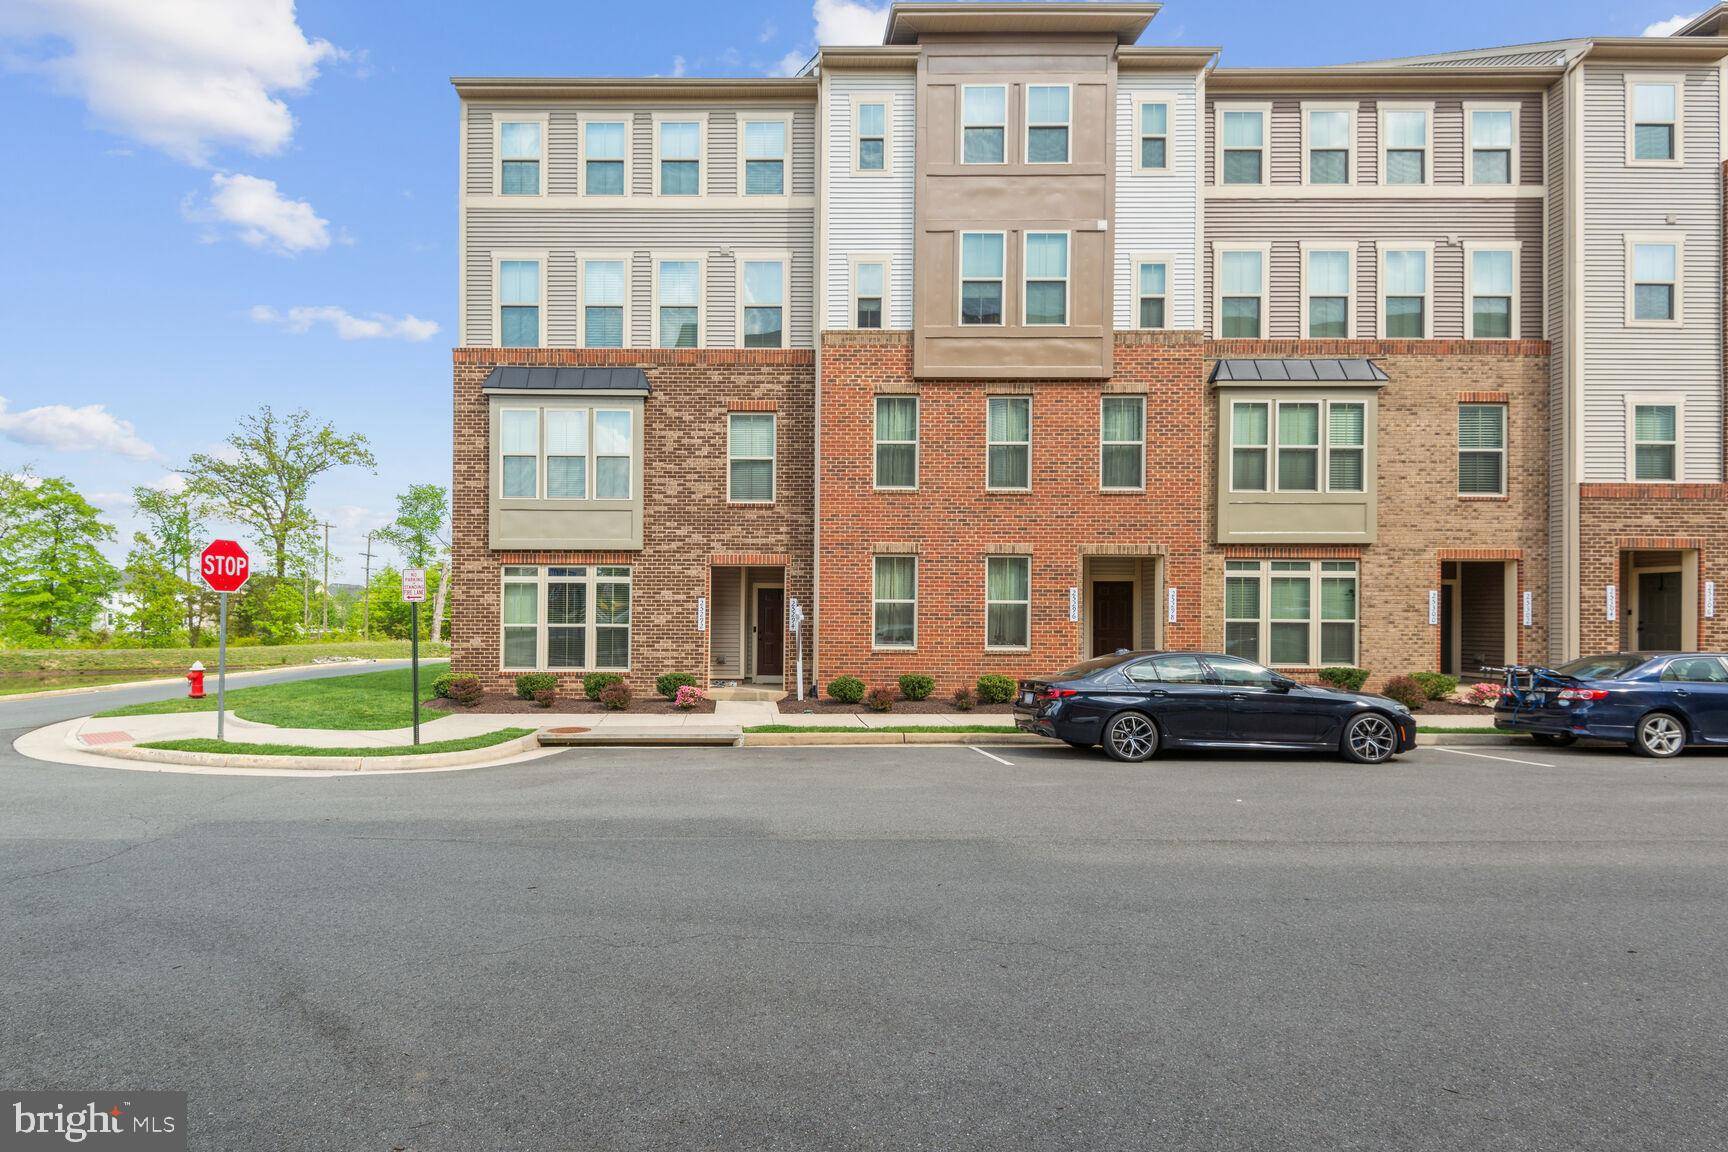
[1270, 676, 1297, 693]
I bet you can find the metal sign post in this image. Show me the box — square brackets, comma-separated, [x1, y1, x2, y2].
[198, 540, 251, 742]
[403, 569, 427, 746]
[788, 596, 806, 702]
[217, 592, 228, 741]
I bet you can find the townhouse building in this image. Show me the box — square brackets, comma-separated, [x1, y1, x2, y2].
[449, 2, 1728, 696]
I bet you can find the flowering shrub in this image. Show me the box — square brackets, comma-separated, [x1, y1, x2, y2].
[864, 686, 894, 712]
[532, 686, 557, 709]
[598, 682, 632, 710]
[1463, 682, 1504, 707]
[673, 685, 704, 710]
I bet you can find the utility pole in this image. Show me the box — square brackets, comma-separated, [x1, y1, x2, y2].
[359, 531, 377, 640]
[321, 521, 334, 633]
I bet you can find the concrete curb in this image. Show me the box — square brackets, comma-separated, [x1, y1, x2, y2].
[742, 731, 1526, 749]
[1, 657, 433, 703]
[85, 733, 542, 773]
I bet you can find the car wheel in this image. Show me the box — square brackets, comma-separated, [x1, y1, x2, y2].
[1634, 712, 1687, 758]
[1102, 712, 1159, 762]
[1341, 713, 1399, 765]
[1531, 733, 1577, 748]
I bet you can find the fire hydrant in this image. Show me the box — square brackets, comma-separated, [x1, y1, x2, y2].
[187, 661, 206, 699]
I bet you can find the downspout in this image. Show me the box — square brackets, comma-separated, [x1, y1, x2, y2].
[1562, 45, 1588, 660]
[812, 55, 827, 695]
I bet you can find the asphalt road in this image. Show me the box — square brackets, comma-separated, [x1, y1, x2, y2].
[3, 713, 1725, 1150]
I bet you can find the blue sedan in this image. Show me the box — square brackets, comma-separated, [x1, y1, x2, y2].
[1494, 652, 1728, 757]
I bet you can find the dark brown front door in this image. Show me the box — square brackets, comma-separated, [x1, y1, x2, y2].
[1092, 581, 1134, 656]
[754, 587, 785, 678]
[1637, 571, 1683, 651]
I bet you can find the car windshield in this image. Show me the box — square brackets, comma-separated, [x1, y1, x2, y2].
[1052, 655, 1133, 680]
[1553, 654, 1651, 681]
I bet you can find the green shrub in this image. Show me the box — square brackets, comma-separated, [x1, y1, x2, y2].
[976, 674, 1016, 705]
[898, 673, 935, 701]
[827, 675, 866, 704]
[950, 686, 976, 712]
[598, 682, 632, 710]
[583, 672, 624, 701]
[1316, 666, 1371, 693]
[864, 686, 894, 712]
[514, 672, 556, 700]
[1411, 672, 1459, 701]
[655, 671, 699, 699]
[1381, 675, 1427, 711]
[532, 686, 557, 709]
[447, 675, 484, 706]
[431, 672, 457, 699]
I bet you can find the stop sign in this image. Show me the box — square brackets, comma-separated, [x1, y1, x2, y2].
[199, 539, 251, 593]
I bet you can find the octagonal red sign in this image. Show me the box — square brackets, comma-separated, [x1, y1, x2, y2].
[199, 539, 251, 593]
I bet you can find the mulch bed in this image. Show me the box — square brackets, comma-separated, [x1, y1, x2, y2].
[427, 693, 717, 716]
[778, 696, 1013, 715]
[1411, 698, 1499, 716]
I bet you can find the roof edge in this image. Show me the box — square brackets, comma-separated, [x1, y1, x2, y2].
[1118, 45, 1220, 71]
[451, 76, 817, 100]
[1208, 65, 1564, 92]
[883, 2, 1160, 45]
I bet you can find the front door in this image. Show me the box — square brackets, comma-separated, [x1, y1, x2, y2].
[1092, 581, 1134, 655]
[1637, 571, 1683, 651]
[754, 587, 784, 678]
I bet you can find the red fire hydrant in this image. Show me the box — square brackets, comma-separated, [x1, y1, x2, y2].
[187, 661, 206, 699]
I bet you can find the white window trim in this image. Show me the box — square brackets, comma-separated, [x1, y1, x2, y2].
[1133, 251, 1173, 330]
[1377, 101, 1435, 187]
[1272, 399, 1324, 493]
[498, 407, 542, 499]
[958, 230, 1007, 327]
[651, 251, 707, 349]
[542, 406, 591, 502]
[1022, 230, 1070, 326]
[960, 83, 1008, 165]
[737, 111, 794, 200]
[1376, 240, 1434, 339]
[492, 249, 550, 348]
[493, 111, 549, 198]
[984, 555, 1033, 652]
[1624, 393, 1687, 482]
[851, 94, 892, 177]
[873, 394, 920, 490]
[1624, 231, 1685, 328]
[849, 252, 891, 329]
[1457, 402, 1508, 496]
[651, 112, 707, 198]
[734, 250, 791, 349]
[985, 395, 1032, 492]
[1214, 101, 1271, 186]
[727, 411, 777, 504]
[1227, 398, 1364, 495]
[576, 113, 632, 199]
[1625, 74, 1685, 167]
[1025, 82, 1072, 165]
[1226, 399, 1270, 494]
[499, 565, 633, 673]
[1298, 241, 1357, 339]
[1100, 394, 1147, 492]
[1212, 242, 1270, 339]
[1463, 241, 1522, 340]
[872, 554, 918, 651]
[590, 407, 636, 501]
[1223, 559, 1359, 669]
[1463, 101, 1520, 187]
[1132, 94, 1172, 173]
[576, 251, 632, 349]
[1300, 101, 1356, 187]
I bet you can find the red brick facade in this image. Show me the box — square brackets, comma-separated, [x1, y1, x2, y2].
[1579, 484, 1728, 654]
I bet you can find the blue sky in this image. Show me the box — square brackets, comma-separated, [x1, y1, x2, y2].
[0, 0, 1702, 573]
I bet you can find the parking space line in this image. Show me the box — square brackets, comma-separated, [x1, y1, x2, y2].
[1431, 746, 1556, 768]
[972, 747, 1014, 767]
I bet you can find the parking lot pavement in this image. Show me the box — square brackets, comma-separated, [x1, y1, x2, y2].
[2, 739, 1725, 1151]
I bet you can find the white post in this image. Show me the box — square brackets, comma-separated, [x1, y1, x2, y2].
[216, 591, 229, 742]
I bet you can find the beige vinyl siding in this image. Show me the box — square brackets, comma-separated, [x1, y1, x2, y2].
[1114, 73, 1201, 329]
[824, 71, 916, 329]
[710, 572, 742, 676]
[1545, 77, 1569, 653]
[1580, 64, 1722, 481]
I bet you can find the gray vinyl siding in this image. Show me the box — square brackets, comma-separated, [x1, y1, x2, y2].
[1114, 72, 1201, 329]
[1203, 199, 1543, 338]
[710, 571, 742, 676]
[823, 71, 916, 329]
[1580, 65, 1723, 481]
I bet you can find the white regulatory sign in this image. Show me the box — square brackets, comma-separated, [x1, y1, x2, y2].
[401, 568, 427, 603]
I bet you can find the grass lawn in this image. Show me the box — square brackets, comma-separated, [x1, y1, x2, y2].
[138, 727, 534, 758]
[745, 723, 1021, 734]
[0, 639, 449, 696]
[96, 664, 451, 731]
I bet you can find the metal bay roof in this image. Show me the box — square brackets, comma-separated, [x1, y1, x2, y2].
[480, 366, 650, 392]
[1209, 358, 1389, 383]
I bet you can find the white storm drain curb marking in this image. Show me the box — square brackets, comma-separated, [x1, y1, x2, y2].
[1432, 746, 1556, 768]
[972, 747, 1014, 766]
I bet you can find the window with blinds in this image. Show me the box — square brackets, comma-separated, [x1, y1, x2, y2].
[502, 566, 631, 671]
[1458, 404, 1507, 495]
[1632, 404, 1677, 481]
[581, 259, 626, 348]
[874, 396, 918, 488]
[987, 397, 1030, 490]
[1223, 560, 1358, 668]
[728, 413, 776, 503]
[1228, 398, 1367, 493]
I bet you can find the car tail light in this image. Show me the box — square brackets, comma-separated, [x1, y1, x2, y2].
[1557, 688, 1609, 701]
[1036, 687, 1078, 701]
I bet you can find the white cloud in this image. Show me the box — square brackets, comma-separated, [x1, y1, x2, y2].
[769, 48, 810, 77]
[0, 395, 160, 460]
[758, 19, 778, 43]
[184, 172, 329, 254]
[813, 0, 890, 45]
[147, 472, 188, 494]
[669, 54, 688, 77]
[250, 304, 440, 341]
[0, 0, 340, 165]
[1642, 11, 1702, 36]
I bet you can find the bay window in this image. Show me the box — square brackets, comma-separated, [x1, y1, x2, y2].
[497, 406, 631, 503]
[501, 565, 631, 671]
[1223, 560, 1358, 667]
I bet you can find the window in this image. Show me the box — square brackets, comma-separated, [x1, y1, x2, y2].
[1101, 396, 1145, 490]
[1629, 79, 1680, 163]
[500, 409, 539, 498]
[1458, 404, 1507, 495]
[1628, 238, 1680, 324]
[657, 119, 701, 195]
[742, 118, 787, 195]
[501, 566, 631, 671]
[594, 410, 632, 499]
[960, 232, 1004, 325]
[1127, 653, 1209, 683]
[728, 412, 775, 503]
[656, 258, 701, 347]
[1219, 106, 1265, 184]
[1277, 402, 1321, 491]
[1138, 100, 1169, 170]
[580, 257, 626, 348]
[1229, 402, 1269, 491]
[582, 119, 627, 195]
[497, 407, 632, 502]
[1218, 247, 1265, 338]
[1661, 656, 1728, 682]
[1206, 655, 1285, 688]
[1137, 260, 1167, 329]
[874, 396, 918, 488]
[1468, 247, 1516, 339]
[853, 259, 886, 328]
[1303, 247, 1352, 338]
[986, 556, 1031, 649]
[1632, 403, 1678, 481]
[502, 567, 540, 668]
[1381, 106, 1430, 185]
[498, 258, 541, 347]
[873, 556, 916, 648]
[499, 119, 542, 195]
[1380, 245, 1429, 338]
[741, 258, 785, 348]
[1230, 398, 1365, 493]
[1305, 106, 1352, 185]
[856, 100, 887, 172]
[545, 409, 587, 499]
[1223, 560, 1358, 667]
[1328, 402, 1365, 492]
[1023, 232, 1068, 325]
[962, 85, 1006, 163]
[1467, 106, 1515, 185]
[1027, 85, 1070, 163]
[987, 396, 1030, 490]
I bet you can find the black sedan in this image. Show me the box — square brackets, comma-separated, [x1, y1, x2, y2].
[1493, 651, 1728, 757]
[1013, 651, 1417, 764]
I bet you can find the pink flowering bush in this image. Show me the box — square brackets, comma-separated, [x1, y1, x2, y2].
[1463, 682, 1504, 707]
[673, 685, 705, 710]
